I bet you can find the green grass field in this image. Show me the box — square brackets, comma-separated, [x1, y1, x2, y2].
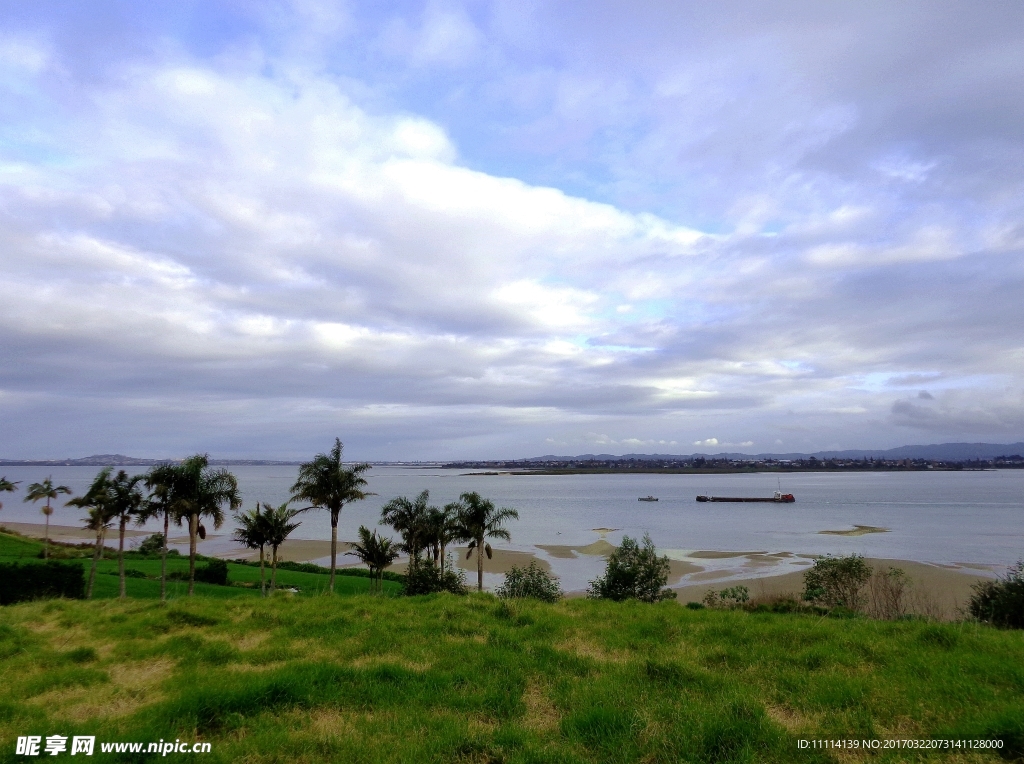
[0, 531, 400, 599]
[2, 594, 1023, 763]
[2, 530, 1024, 762]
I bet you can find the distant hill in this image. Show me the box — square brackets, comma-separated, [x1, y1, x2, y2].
[0, 454, 302, 467]
[521, 441, 1024, 462]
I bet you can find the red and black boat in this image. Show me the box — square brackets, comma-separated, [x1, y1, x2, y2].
[696, 491, 795, 503]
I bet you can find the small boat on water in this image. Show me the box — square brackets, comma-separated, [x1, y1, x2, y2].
[696, 491, 795, 503]
[638, 496, 659, 502]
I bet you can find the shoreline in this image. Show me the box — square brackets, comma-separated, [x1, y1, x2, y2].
[4, 521, 995, 618]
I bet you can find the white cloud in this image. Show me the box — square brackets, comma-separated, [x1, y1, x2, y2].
[2, 4, 1024, 459]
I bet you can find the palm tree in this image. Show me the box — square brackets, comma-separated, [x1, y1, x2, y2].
[453, 492, 519, 592]
[138, 465, 178, 601]
[290, 438, 370, 593]
[24, 476, 73, 559]
[380, 490, 432, 561]
[348, 525, 399, 594]
[67, 468, 115, 598]
[423, 502, 461, 572]
[107, 471, 145, 599]
[0, 476, 19, 510]
[261, 502, 300, 593]
[170, 455, 241, 595]
[233, 504, 270, 596]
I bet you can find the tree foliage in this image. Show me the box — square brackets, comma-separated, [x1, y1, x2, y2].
[403, 555, 467, 596]
[0, 476, 18, 510]
[261, 501, 301, 592]
[969, 560, 1024, 629]
[496, 561, 562, 602]
[291, 438, 369, 592]
[347, 525, 401, 594]
[380, 490, 433, 560]
[587, 534, 676, 602]
[451, 491, 519, 592]
[802, 554, 873, 611]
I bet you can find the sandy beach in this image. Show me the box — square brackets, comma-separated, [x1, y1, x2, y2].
[1, 521, 149, 543]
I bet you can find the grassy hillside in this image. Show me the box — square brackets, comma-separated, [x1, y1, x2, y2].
[0, 530, 401, 599]
[2, 592, 1022, 763]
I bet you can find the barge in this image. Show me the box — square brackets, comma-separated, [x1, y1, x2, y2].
[696, 491, 795, 503]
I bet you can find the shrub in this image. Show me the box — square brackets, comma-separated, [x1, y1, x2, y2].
[587, 534, 677, 603]
[170, 559, 229, 586]
[403, 557, 467, 596]
[703, 585, 749, 608]
[803, 554, 872, 611]
[104, 568, 148, 579]
[969, 560, 1024, 629]
[194, 559, 229, 586]
[496, 561, 562, 602]
[137, 533, 166, 555]
[868, 566, 909, 620]
[231, 558, 404, 582]
[0, 561, 86, 605]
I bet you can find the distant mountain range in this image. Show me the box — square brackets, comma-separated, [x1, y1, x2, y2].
[520, 441, 1024, 462]
[2, 441, 1023, 467]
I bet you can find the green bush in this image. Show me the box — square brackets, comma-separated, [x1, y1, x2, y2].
[0, 561, 86, 605]
[703, 585, 749, 608]
[587, 534, 677, 603]
[232, 558, 405, 582]
[403, 557, 466, 596]
[803, 554, 872, 610]
[169, 559, 229, 586]
[136, 533, 166, 555]
[969, 560, 1024, 629]
[195, 559, 229, 586]
[496, 561, 562, 602]
[105, 568, 148, 579]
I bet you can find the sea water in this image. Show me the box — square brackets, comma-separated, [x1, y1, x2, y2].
[2, 465, 1022, 590]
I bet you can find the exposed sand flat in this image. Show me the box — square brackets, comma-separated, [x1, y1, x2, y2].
[688, 550, 768, 559]
[819, 525, 890, 536]
[221, 539, 354, 563]
[453, 548, 552, 575]
[390, 548, 553, 576]
[537, 540, 700, 584]
[1, 522, 148, 542]
[665, 559, 702, 585]
[673, 558, 991, 621]
[537, 539, 618, 558]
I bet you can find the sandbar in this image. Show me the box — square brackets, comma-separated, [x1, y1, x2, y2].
[222, 539, 354, 563]
[819, 525, 890, 536]
[1, 521, 148, 542]
[688, 550, 768, 559]
[390, 548, 552, 576]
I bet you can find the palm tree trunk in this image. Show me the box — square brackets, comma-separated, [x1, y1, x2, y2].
[44, 502, 51, 560]
[329, 511, 339, 593]
[118, 516, 127, 599]
[477, 534, 484, 591]
[440, 543, 446, 572]
[270, 545, 278, 592]
[160, 511, 169, 602]
[259, 545, 266, 596]
[188, 513, 198, 596]
[87, 527, 103, 599]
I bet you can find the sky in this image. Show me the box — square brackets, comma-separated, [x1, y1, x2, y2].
[1, 1, 1023, 461]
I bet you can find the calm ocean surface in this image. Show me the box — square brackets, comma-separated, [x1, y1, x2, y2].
[3, 466, 1022, 590]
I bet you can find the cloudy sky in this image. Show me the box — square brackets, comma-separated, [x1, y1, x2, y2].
[2, 1, 1023, 460]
